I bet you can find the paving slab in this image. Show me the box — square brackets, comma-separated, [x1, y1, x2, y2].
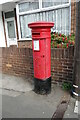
[0, 88, 21, 97]
[2, 84, 66, 118]
[0, 73, 33, 92]
[63, 97, 79, 118]
[0, 73, 79, 119]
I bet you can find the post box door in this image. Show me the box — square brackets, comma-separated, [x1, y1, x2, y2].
[33, 39, 46, 79]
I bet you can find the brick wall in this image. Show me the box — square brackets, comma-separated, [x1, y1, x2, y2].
[71, 0, 76, 34]
[18, 41, 32, 48]
[0, 46, 74, 84]
[51, 46, 74, 84]
[1, 46, 33, 79]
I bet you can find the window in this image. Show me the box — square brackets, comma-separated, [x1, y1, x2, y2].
[16, 0, 71, 40]
[42, 0, 61, 8]
[7, 21, 16, 38]
[19, 0, 39, 13]
[5, 11, 15, 19]
[42, 0, 69, 8]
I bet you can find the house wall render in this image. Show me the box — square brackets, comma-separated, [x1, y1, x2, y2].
[0, 46, 74, 85]
[0, 12, 6, 47]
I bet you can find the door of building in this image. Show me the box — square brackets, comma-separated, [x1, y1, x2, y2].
[5, 17, 17, 47]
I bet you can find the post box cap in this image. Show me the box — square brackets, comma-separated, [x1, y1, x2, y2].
[28, 21, 54, 28]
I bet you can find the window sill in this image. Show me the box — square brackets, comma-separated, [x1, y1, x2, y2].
[18, 38, 32, 42]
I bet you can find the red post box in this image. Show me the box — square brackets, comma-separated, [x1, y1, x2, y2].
[28, 22, 54, 94]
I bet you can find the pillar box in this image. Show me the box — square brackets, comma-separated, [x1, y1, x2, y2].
[28, 22, 54, 94]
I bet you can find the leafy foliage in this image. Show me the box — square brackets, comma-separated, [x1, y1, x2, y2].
[51, 32, 75, 48]
[62, 82, 72, 91]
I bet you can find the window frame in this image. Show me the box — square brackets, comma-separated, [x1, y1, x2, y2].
[16, 0, 71, 41]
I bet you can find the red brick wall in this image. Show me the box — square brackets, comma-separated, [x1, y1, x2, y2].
[18, 41, 32, 48]
[0, 46, 74, 84]
[71, 0, 76, 34]
[51, 46, 74, 84]
[1, 46, 33, 79]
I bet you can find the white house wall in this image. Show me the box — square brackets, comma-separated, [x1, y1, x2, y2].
[0, 0, 21, 5]
[0, 12, 6, 47]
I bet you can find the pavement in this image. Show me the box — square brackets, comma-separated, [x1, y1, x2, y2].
[0, 73, 34, 92]
[0, 73, 79, 119]
[63, 97, 79, 119]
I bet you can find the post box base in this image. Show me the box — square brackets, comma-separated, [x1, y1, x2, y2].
[34, 77, 51, 95]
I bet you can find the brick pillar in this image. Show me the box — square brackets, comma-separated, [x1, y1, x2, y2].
[71, 0, 76, 34]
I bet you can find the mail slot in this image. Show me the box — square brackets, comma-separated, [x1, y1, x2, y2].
[28, 21, 54, 94]
[32, 32, 40, 36]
